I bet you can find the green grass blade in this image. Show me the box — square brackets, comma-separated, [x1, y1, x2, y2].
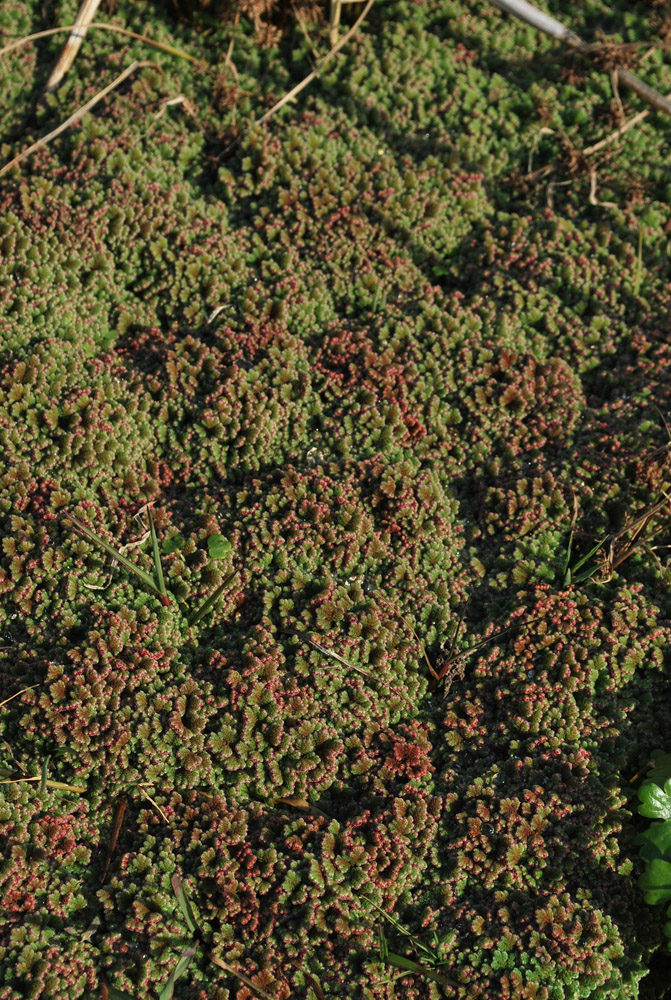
[64, 513, 163, 597]
[567, 535, 607, 580]
[562, 527, 575, 586]
[633, 224, 643, 296]
[187, 571, 236, 628]
[171, 874, 200, 935]
[147, 507, 167, 599]
[40, 755, 50, 794]
[571, 562, 605, 584]
[378, 924, 388, 961]
[384, 952, 457, 987]
[158, 947, 197, 1000]
[107, 988, 140, 1000]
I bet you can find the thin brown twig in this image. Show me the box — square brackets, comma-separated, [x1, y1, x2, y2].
[0, 683, 40, 709]
[428, 616, 544, 693]
[282, 627, 377, 680]
[100, 795, 128, 886]
[0, 60, 157, 179]
[291, 1, 320, 66]
[286, 959, 327, 1000]
[525, 93, 669, 190]
[137, 785, 169, 823]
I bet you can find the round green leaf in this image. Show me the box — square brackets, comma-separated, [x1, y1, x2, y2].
[638, 779, 671, 820]
[636, 820, 671, 862]
[207, 534, 232, 560]
[639, 858, 671, 905]
[162, 533, 185, 555]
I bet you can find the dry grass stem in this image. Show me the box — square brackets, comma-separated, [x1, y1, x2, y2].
[282, 627, 377, 680]
[44, 0, 103, 94]
[0, 22, 198, 63]
[100, 795, 128, 886]
[138, 785, 170, 823]
[0, 683, 40, 709]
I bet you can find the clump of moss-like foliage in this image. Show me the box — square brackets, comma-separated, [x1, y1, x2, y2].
[2, 1, 671, 998]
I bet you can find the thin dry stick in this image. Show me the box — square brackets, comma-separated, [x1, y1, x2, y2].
[81, 529, 150, 592]
[282, 626, 377, 680]
[0, 59, 157, 179]
[490, 0, 671, 118]
[0, 683, 40, 709]
[44, 0, 103, 94]
[0, 22, 198, 62]
[525, 94, 669, 187]
[291, 1, 320, 66]
[100, 795, 128, 886]
[253, 0, 375, 128]
[137, 785, 170, 823]
[286, 960, 327, 1000]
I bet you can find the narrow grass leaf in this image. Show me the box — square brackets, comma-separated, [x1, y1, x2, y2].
[171, 874, 200, 935]
[634, 224, 643, 296]
[107, 988, 139, 1000]
[147, 507, 167, 599]
[562, 528, 575, 586]
[40, 755, 50, 794]
[383, 951, 458, 987]
[187, 571, 236, 628]
[567, 535, 607, 581]
[158, 947, 197, 1000]
[65, 514, 162, 597]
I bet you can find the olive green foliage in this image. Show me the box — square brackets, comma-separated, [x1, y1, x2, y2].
[2, 1, 671, 999]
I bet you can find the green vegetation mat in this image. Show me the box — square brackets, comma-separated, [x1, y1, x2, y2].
[2, 0, 671, 997]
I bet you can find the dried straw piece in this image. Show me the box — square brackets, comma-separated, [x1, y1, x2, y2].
[44, 0, 102, 95]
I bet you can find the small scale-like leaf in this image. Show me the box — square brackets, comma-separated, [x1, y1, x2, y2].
[207, 534, 232, 560]
[639, 858, 671, 905]
[638, 779, 671, 820]
[636, 820, 671, 862]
